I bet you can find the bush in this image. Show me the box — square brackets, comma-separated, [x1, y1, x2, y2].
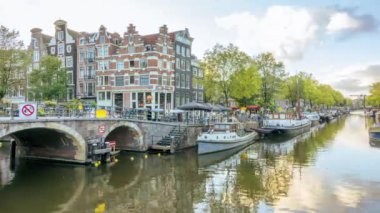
[38, 108, 46, 116]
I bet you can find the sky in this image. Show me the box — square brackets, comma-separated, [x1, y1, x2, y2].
[0, 0, 379, 96]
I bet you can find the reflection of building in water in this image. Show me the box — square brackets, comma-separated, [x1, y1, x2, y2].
[65, 150, 205, 212]
[0, 146, 15, 187]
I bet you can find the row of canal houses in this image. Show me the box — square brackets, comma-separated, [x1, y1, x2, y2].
[29, 20, 204, 111]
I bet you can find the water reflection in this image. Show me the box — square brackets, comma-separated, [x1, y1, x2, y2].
[1, 115, 380, 212]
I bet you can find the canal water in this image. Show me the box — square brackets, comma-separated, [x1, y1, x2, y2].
[0, 113, 380, 212]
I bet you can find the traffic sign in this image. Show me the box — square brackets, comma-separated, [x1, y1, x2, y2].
[98, 124, 106, 135]
[19, 103, 37, 119]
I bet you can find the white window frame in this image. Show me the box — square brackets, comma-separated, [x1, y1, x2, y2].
[66, 56, 73, 68]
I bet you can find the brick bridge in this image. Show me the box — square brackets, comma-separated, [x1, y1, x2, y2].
[0, 118, 202, 164]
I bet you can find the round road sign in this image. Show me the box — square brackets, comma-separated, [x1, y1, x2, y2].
[21, 104, 35, 116]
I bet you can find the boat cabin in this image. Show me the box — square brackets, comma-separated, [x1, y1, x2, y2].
[208, 123, 239, 133]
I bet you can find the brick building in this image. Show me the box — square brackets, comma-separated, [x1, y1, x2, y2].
[29, 21, 204, 108]
[91, 24, 175, 111]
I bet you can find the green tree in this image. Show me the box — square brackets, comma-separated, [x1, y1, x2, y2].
[255, 53, 286, 108]
[230, 64, 262, 106]
[0, 25, 30, 100]
[29, 56, 67, 101]
[201, 44, 252, 105]
[366, 82, 380, 107]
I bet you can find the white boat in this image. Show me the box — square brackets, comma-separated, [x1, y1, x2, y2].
[197, 122, 257, 155]
[303, 112, 321, 126]
[260, 113, 311, 137]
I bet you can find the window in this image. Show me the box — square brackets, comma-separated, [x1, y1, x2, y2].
[98, 76, 109, 86]
[186, 48, 190, 57]
[33, 39, 38, 48]
[145, 45, 152, 51]
[88, 66, 94, 78]
[80, 38, 85, 45]
[140, 75, 149, 85]
[117, 61, 124, 70]
[167, 76, 170, 86]
[98, 92, 105, 101]
[158, 76, 162, 85]
[33, 51, 39, 62]
[87, 83, 94, 96]
[66, 56, 73, 68]
[58, 31, 64, 41]
[51, 47, 56, 54]
[176, 75, 180, 88]
[181, 74, 185, 88]
[158, 60, 162, 69]
[129, 60, 135, 68]
[98, 61, 108, 70]
[140, 59, 147, 68]
[100, 35, 105, 44]
[130, 76, 135, 84]
[128, 45, 135, 53]
[88, 48, 95, 61]
[98, 46, 108, 57]
[181, 46, 185, 56]
[66, 45, 72, 53]
[115, 76, 124, 86]
[163, 46, 167, 54]
[176, 58, 180, 69]
[58, 43, 64, 55]
[185, 74, 190, 89]
[79, 49, 85, 61]
[79, 83, 84, 94]
[181, 59, 185, 70]
[186, 61, 190, 71]
[106, 91, 111, 100]
[176, 45, 180, 54]
[67, 72, 73, 85]
[80, 67, 84, 78]
[167, 61, 171, 70]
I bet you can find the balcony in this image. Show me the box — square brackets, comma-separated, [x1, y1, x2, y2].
[87, 57, 95, 63]
[87, 75, 95, 80]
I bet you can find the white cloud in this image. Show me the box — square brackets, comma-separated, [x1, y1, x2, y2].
[327, 12, 361, 34]
[215, 6, 318, 60]
[215, 6, 378, 61]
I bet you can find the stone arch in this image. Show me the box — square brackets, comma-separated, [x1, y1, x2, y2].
[0, 122, 87, 163]
[104, 122, 144, 151]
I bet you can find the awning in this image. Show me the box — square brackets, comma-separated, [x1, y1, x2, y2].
[177, 102, 212, 111]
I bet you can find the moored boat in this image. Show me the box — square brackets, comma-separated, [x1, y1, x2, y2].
[369, 112, 380, 143]
[303, 112, 321, 126]
[260, 115, 311, 137]
[197, 122, 257, 155]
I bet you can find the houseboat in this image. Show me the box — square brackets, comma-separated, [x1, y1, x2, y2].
[197, 122, 257, 155]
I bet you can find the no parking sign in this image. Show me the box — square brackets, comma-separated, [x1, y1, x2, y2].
[18, 103, 37, 119]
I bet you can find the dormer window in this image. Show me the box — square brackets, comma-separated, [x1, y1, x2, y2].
[100, 36, 105, 44]
[58, 31, 64, 41]
[79, 38, 85, 45]
[33, 39, 38, 48]
[50, 47, 56, 54]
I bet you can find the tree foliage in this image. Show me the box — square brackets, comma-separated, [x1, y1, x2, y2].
[29, 55, 67, 101]
[255, 53, 286, 108]
[0, 25, 30, 100]
[366, 82, 380, 107]
[201, 44, 252, 105]
[230, 64, 262, 106]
